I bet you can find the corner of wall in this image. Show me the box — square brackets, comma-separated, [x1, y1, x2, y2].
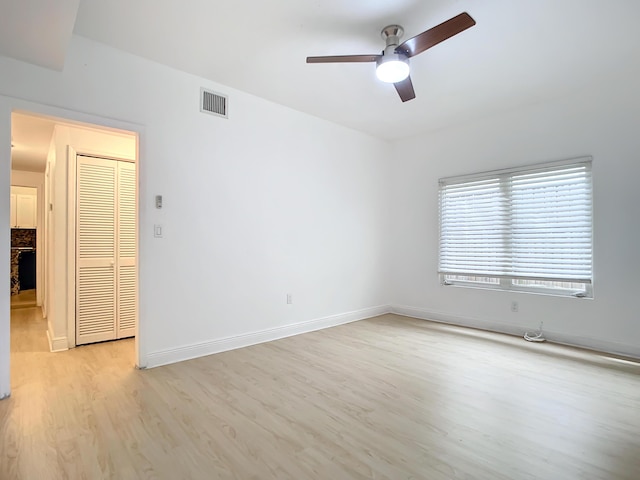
[46, 321, 68, 352]
[390, 304, 640, 360]
[146, 305, 392, 369]
[0, 102, 13, 400]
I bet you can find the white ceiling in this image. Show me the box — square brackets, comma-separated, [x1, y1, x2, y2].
[3, 0, 640, 147]
[11, 113, 55, 172]
[71, 0, 640, 140]
[0, 0, 79, 70]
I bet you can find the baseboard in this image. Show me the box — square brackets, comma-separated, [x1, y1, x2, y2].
[541, 331, 640, 360]
[390, 304, 640, 360]
[46, 327, 69, 353]
[146, 305, 391, 368]
[391, 305, 523, 337]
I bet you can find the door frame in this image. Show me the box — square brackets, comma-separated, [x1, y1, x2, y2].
[67, 146, 77, 347]
[67, 150, 138, 347]
[0, 95, 147, 399]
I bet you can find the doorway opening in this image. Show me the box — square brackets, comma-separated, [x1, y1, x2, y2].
[10, 185, 38, 309]
[9, 110, 139, 380]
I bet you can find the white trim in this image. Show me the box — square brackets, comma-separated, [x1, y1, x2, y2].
[66, 146, 77, 348]
[146, 305, 391, 368]
[1, 103, 12, 398]
[390, 304, 640, 360]
[391, 304, 523, 336]
[46, 329, 69, 353]
[439, 155, 592, 185]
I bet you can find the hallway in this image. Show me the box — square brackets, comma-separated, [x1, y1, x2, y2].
[9, 306, 134, 388]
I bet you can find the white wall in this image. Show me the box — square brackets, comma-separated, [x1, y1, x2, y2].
[0, 109, 10, 397]
[44, 126, 70, 350]
[0, 34, 391, 392]
[389, 74, 640, 358]
[67, 126, 136, 161]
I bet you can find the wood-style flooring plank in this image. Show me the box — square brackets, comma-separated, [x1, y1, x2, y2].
[2, 308, 639, 479]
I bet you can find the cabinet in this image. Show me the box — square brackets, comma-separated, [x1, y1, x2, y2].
[16, 194, 36, 228]
[10, 187, 37, 228]
[10, 193, 17, 227]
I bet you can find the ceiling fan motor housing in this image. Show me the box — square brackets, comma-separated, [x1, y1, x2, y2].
[377, 25, 410, 83]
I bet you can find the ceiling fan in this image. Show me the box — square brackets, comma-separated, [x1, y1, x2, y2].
[306, 12, 476, 102]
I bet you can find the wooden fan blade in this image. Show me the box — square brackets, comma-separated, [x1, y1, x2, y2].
[306, 54, 381, 63]
[394, 75, 416, 102]
[396, 12, 476, 58]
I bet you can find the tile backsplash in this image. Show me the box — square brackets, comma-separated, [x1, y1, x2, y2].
[10, 250, 20, 295]
[11, 228, 36, 248]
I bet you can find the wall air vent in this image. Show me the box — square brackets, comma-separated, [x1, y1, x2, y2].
[200, 88, 228, 119]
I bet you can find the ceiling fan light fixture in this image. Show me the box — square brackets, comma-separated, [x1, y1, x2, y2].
[376, 54, 409, 83]
[306, 13, 476, 101]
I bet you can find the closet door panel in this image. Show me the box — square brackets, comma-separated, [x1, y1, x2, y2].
[117, 162, 136, 339]
[117, 264, 136, 337]
[77, 265, 116, 343]
[76, 156, 117, 345]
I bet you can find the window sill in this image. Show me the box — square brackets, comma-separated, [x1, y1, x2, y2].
[440, 281, 593, 299]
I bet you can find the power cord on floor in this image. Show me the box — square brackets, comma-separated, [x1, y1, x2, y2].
[524, 321, 546, 342]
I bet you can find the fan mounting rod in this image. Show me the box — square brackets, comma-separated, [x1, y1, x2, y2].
[381, 25, 404, 49]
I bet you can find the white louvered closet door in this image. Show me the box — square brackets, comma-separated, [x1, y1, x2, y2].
[117, 162, 136, 339]
[76, 156, 137, 345]
[77, 156, 117, 345]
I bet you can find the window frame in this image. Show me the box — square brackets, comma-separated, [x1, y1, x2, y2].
[438, 157, 594, 299]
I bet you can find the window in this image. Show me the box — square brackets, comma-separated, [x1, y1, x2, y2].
[439, 158, 593, 298]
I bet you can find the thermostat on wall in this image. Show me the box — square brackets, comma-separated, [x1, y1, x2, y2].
[155, 195, 162, 209]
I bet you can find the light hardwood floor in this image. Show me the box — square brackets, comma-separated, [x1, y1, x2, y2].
[2, 308, 639, 479]
[10, 289, 37, 309]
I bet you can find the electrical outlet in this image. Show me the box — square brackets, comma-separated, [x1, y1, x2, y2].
[511, 301, 519, 312]
[286, 294, 292, 305]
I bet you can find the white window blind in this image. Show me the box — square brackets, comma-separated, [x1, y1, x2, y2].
[439, 158, 593, 296]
